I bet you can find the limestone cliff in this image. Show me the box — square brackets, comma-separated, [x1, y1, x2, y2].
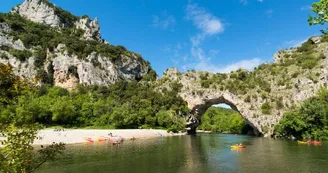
[0, 0, 149, 89]
[158, 36, 328, 137]
[11, 0, 101, 41]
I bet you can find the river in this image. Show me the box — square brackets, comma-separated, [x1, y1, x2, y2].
[36, 134, 328, 173]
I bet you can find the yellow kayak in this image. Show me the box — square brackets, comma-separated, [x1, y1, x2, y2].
[231, 145, 246, 149]
[297, 141, 308, 144]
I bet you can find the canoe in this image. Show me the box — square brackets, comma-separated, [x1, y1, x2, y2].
[231, 145, 246, 149]
[297, 141, 308, 144]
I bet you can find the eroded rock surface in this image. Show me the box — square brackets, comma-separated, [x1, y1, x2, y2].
[160, 37, 328, 137]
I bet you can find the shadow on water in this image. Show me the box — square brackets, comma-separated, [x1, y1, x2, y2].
[36, 134, 328, 173]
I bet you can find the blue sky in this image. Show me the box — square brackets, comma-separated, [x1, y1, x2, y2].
[0, 0, 323, 75]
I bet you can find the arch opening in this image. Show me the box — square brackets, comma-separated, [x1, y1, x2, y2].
[189, 96, 259, 136]
[198, 104, 254, 135]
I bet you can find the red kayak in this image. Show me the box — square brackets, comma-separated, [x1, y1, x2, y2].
[308, 141, 321, 145]
[86, 138, 94, 143]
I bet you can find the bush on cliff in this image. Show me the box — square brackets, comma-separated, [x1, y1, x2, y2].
[275, 87, 328, 140]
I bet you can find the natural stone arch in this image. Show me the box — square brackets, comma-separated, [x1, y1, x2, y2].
[183, 91, 262, 136]
[161, 68, 296, 137]
[160, 37, 328, 137]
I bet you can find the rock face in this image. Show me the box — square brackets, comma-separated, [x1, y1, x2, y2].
[1, 0, 149, 89]
[49, 45, 148, 89]
[75, 17, 101, 41]
[160, 36, 328, 137]
[11, 0, 101, 41]
[11, 0, 62, 28]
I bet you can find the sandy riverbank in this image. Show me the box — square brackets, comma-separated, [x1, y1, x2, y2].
[0, 129, 186, 146]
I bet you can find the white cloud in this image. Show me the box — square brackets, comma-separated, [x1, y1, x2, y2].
[301, 5, 311, 11]
[265, 9, 273, 17]
[240, 0, 248, 5]
[284, 39, 308, 48]
[218, 58, 262, 73]
[182, 56, 263, 73]
[209, 49, 220, 56]
[190, 34, 206, 47]
[160, 45, 172, 52]
[241, 0, 264, 5]
[186, 3, 224, 35]
[152, 11, 176, 30]
[180, 2, 263, 74]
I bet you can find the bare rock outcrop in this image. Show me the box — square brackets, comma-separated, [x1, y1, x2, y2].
[1, 0, 149, 89]
[11, 0, 101, 41]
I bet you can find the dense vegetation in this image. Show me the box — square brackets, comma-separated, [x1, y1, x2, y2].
[198, 107, 249, 134]
[275, 87, 328, 140]
[0, 63, 188, 132]
[0, 63, 65, 172]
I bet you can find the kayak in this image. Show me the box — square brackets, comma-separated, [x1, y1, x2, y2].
[84, 138, 94, 143]
[98, 138, 107, 142]
[309, 141, 321, 145]
[231, 145, 246, 149]
[297, 141, 308, 144]
[297, 141, 322, 145]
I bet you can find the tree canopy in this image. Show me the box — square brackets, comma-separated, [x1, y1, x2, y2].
[275, 87, 328, 140]
[309, 0, 328, 33]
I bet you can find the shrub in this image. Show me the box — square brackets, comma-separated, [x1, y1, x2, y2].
[0, 52, 8, 59]
[296, 39, 315, 53]
[276, 99, 284, 109]
[261, 92, 268, 99]
[34, 48, 47, 68]
[261, 102, 271, 114]
[200, 72, 209, 80]
[230, 73, 238, 79]
[294, 53, 320, 69]
[244, 95, 251, 103]
[291, 72, 299, 78]
[201, 80, 211, 88]
[8, 49, 32, 61]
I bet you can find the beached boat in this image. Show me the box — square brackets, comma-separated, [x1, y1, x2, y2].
[84, 137, 94, 143]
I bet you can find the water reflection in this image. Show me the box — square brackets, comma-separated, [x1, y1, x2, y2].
[37, 134, 328, 173]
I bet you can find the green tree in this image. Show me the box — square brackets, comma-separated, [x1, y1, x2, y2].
[0, 63, 65, 172]
[199, 107, 247, 134]
[275, 87, 328, 140]
[308, 0, 328, 33]
[261, 102, 271, 114]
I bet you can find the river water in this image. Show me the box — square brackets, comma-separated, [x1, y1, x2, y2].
[36, 134, 328, 173]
